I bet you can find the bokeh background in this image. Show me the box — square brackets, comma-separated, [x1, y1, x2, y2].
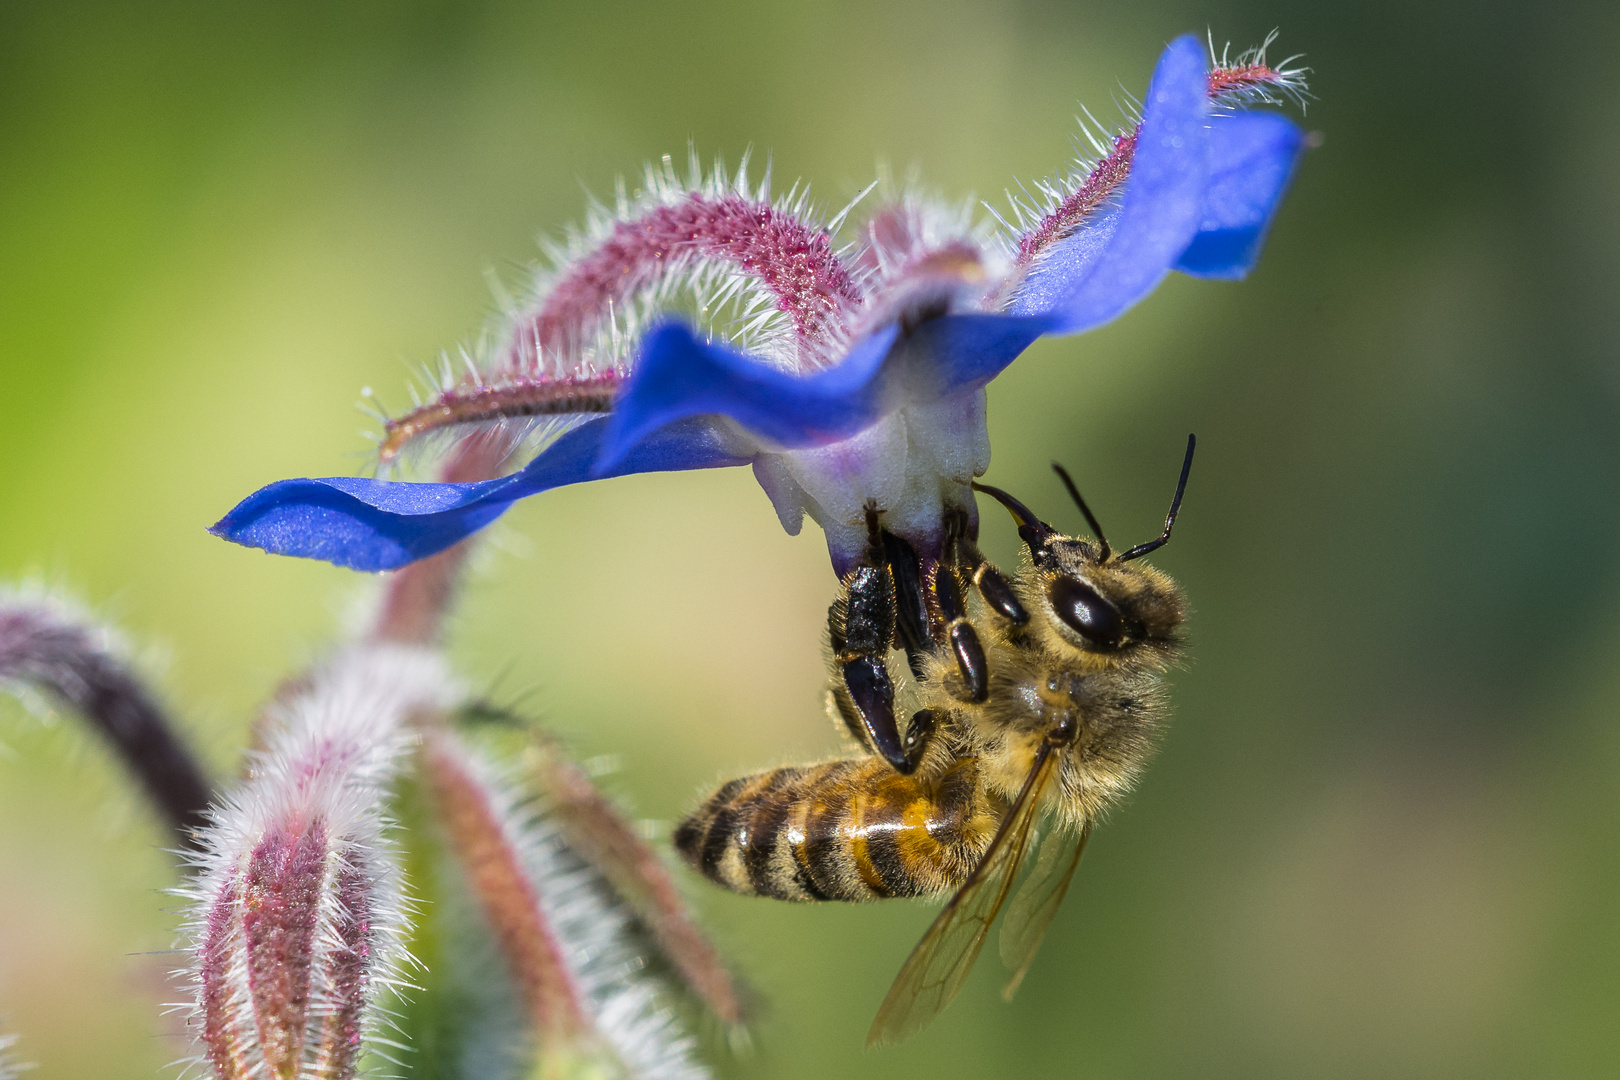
[3, 0, 1619, 1076]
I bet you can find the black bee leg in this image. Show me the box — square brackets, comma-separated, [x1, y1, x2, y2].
[943, 507, 1027, 626]
[900, 708, 941, 772]
[956, 536, 1029, 627]
[828, 506, 910, 773]
[883, 530, 934, 679]
[929, 509, 1000, 703]
[933, 565, 989, 703]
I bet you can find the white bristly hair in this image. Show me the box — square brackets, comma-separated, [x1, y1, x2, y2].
[374, 151, 870, 478]
[176, 644, 460, 1080]
[0, 1031, 30, 1079]
[448, 738, 712, 1080]
[368, 34, 1307, 479]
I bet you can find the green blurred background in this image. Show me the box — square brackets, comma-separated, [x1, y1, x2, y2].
[3, 0, 1618, 1076]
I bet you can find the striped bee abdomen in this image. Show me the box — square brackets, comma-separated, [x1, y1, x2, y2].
[674, 757, 993, 902]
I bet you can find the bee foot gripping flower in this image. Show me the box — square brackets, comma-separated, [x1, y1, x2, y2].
[212, 34, 1308, 576]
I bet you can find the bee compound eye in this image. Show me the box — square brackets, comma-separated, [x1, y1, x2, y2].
[1047, 577, 1123, 649]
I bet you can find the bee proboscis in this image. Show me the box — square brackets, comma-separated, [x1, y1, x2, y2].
[675, 437, 1195, 1046]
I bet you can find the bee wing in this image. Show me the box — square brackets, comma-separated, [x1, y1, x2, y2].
[866, 744, 1060, 1048]
[997, 819, 1092, 1001]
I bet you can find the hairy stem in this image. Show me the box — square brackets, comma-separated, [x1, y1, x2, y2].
[0, 601, 212, 847]
[529, 738, 744, 1027]
[373, 431, 513, 645]
[420, 733, 590, 1045]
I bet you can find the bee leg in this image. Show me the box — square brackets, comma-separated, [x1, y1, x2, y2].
[927, 509, 995, 703]
[828, 506, 909, 773]
[882, 530, 934, 679]
[831, 696, 937, 777]
[955, 533, 1029, 627]
[900, 708, 942, 773]
[933, 565, 989, 703]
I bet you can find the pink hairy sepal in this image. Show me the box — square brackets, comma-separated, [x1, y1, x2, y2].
[308, 862, 373, 1078]
[1013, 129, 1138, 273]
[378, 193, 864, 464]
[532, 738, 744, 1027]
[422, 735, 590, 1044]
[1207, 62, 1300, 101]
[242, 822, 327, 1075]
[200, 817, 377, 1080]
[201, 875, 252, 1080]
[190, 645, 450, 1080]
[1012, 55, 1306, 274]
[510, 193, 862, 369]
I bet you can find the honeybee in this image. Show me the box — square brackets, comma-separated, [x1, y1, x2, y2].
[674, 437, 1195, 1046]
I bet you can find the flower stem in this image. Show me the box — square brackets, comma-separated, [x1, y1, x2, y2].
[372, 431, 512, 645]
[0, 598, 212, 847]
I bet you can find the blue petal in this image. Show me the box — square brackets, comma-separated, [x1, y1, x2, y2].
[595, 37, 1222, 471]
[211, 416, 754, 571]
[889, 312, 1053, 396]
[1174, 112, 1306, 279]
[1008, 34, 1211, 332]
[597, 322, 901, 471]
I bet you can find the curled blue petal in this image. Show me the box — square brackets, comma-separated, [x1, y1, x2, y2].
[1008, 33, 1211, 332]
[598, 310, 1059, 473]
[598, 322, 902, 471]
[211, 416, 754, 571]
[1174, 112, 1306, 279]
[596, 36, 1238, 474]
[210, 33, 1307, 577]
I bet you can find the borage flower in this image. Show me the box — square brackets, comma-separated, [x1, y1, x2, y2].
[213, 34, 1307, 576]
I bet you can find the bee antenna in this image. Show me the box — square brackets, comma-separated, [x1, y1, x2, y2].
[1118, 434, 1196, 563]
[971, 481, 1055, 555]
[1050, 462, 1110, 560]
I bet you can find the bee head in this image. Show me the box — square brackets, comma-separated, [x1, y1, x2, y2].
[973, 435, 1194, 661]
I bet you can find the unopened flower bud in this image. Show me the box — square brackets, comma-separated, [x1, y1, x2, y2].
[186, 645, 456, 1080]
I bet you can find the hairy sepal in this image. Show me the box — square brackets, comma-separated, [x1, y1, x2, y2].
[417, 730, 713, 1080]
[182, 644, 458, 1080]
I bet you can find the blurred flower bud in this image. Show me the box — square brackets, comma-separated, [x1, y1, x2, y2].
[0, 586, 212, 845]
[528, 737, 743, 1029]
[184, 644, 457, 1080]
[421, 731, 712, 1080]
[0, 1031, 30, 1079]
